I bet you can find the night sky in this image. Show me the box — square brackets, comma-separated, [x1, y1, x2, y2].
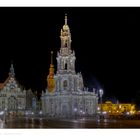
[0, 7, 140, 104]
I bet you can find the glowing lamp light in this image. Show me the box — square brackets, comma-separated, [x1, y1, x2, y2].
[126, 112, 130, 115]
[0, 111, 4, 115]
[97, 107, 100, 110]
[99, 89, 103, 97]
[74, 108, 77, 112]
[102, 111, 107, 114]
[39, 111, 42, 114]
[83, 112, 85, 115]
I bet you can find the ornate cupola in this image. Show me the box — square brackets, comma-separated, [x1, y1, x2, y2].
[60, 14, 72, 55]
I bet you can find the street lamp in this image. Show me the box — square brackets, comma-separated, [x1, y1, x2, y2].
[82, 111, 85, 119]
[39, 111, 42, 114]
[74, 108, 77, 119]
[99, 89, 104, 118]
[39, 111, 42, 117]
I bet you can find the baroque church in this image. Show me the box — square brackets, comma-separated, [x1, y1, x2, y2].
[0, 63, 35, 115]
[41, 15, 99, 118]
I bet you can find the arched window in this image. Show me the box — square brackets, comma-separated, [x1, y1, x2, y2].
[65, 39, 68, 47]
[65, 63, 67, 70]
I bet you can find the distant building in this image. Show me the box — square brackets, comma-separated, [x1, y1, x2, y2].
[98, 101, 136, 115]
[41, 15, 98, 118]
[0, 63, 35, 116]
[32, 93, 42, 113]
[26, 89, 36, 111]
[0, 63, 26, 115]
[36, 99, 42, 112]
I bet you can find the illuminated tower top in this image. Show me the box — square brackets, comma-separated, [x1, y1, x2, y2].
[57, 14, 76, 74]
[60, 14, 72, 55]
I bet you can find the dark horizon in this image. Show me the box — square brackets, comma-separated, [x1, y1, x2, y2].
[0, 7, 140, 104]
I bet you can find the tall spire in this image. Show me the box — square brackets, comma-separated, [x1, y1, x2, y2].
[47, 51, 55, 93]
[51, 51, 53, 65]
[65, 13, 67, 25]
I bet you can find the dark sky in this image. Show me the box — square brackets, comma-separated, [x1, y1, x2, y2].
[0, 7, 140, 104]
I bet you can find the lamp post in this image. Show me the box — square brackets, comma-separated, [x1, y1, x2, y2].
[99, 89, 103, 118]
[74, 108, 77, 119]
[39, 110, 43, 118]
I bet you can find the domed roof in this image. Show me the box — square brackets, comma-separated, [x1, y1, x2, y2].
[62, 14, 70, 31]
[63, 24, 69, 31]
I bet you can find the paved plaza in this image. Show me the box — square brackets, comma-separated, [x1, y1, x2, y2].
[1, 116, 140, 128]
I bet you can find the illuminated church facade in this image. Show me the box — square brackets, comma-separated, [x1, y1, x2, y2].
[41, 15, 98, 118]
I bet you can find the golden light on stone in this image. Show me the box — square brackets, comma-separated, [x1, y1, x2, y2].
[98, 101, 136, 115]
[47, 51, 55, 93]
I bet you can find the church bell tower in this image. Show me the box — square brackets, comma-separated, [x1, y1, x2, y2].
[56, 14, 76, 75]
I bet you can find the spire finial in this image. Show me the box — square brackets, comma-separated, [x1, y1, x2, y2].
[9, 61, 15, 77]
[65, 13, 67, 25]
[51, 51, 53, 65]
